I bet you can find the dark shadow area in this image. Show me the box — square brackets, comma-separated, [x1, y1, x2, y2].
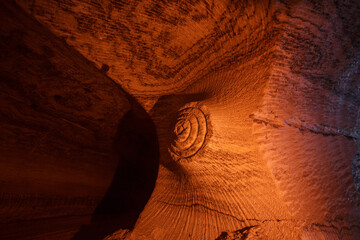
[0, 1, 159, 240]
[73, 93, 208, 239]
[0, 1, 158, 240]
[72, 93, 209, 239]
[72, 101, 159, 240]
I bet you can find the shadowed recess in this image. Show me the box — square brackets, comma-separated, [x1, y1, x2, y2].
[0, 2, 159, 240]
[72, 105, 159, 240]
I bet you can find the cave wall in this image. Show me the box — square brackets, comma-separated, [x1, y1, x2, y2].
[0, 0, 359, 239]
[0, 2, 158, 239]
[255, 1, 360, 237]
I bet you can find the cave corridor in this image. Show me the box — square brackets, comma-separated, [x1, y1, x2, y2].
[0, 0, 359, 239]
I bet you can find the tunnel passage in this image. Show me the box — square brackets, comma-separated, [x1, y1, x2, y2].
[1, 0, 360, 239]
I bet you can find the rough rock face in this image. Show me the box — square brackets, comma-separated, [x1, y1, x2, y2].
[1, 0, 359, 239]
[0, 2, 158, 239]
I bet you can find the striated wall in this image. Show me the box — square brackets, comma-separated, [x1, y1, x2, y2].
[0, 0, 359, 239]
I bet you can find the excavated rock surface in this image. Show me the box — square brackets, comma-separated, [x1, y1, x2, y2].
[0, 2, 158, 239]
[1, 0, 359, 239]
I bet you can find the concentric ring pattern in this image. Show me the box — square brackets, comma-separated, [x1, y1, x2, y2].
[169, 105, 208, 159]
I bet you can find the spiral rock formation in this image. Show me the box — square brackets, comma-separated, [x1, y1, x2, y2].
[169, 103, 209, 160]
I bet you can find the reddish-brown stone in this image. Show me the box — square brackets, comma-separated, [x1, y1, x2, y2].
[0, 0, 359, 239]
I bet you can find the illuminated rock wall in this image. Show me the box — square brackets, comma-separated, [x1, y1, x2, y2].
[0, 0, 359, 239]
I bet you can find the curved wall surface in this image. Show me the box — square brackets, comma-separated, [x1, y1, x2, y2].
[0, 0, 359, 239]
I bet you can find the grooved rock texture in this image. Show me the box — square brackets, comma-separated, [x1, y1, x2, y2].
[0, 2, 158, 239]
[1, 0, 359, 239]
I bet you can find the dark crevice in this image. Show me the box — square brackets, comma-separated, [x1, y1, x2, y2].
[71, 102, 159, 240]
[215, 225, 258, 240]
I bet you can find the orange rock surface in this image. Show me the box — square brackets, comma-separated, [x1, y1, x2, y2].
[0, 0, 359, 239]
